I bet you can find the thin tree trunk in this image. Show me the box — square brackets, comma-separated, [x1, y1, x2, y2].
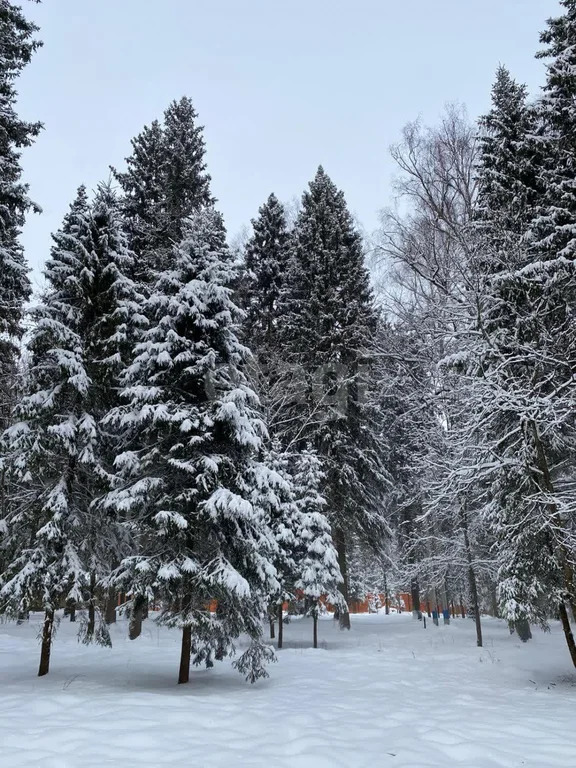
[105, 588, 116, 624]
[460, 503, 482, 647]
[313, 612, 318, 649]
[334, 527, 351, 630]
[38, 609, 54, 677]
[529, 421, 576, 666]
[178, 625, 192, 684]
[69, 603, 76, 623]
[490, 584, 499, 618]
[411, 579, 421, 619]
[559, 602, 576, 668]
[383, 571, 390, 614]
[277, 602, 284, 649]
[86, 573, 96, 639]
[269, 618, 275, 639]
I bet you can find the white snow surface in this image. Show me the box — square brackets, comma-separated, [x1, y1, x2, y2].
[1, 612, 576, 767]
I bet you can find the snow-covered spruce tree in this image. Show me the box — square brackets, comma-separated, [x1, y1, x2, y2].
[113, 97, 213, 284]
[474, 66, 541, 269]
[241, 193, 292, 360]
[460, 67, 545, 642]
[0, 184, 142, 675]
[105, 208, 279, 685]
[257, 441, 300, 649]
[162, 97, 214, 241]
[278, 167, 389, 629]
[291, 447, 345, 648]
[0, 0, 42, 447]
[111, 119, 166, 283]
[457, 15, 576, 667]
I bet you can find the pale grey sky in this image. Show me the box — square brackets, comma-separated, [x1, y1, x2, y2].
[17, 0, 559, 290]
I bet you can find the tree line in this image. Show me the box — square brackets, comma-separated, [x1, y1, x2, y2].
[1, 0, 576, 683]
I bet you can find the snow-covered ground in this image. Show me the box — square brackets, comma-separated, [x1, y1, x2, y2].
[1, 612, 576, 768]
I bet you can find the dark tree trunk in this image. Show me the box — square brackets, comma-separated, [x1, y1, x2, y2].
[460, 503, 482, 647]
[470, 576, 483, 648]
[490, 585, 499, 618]
[69, 604, 76, 623]
[38, 609, 54, 677]
[410, 579, 421, 619]
[269, 618, 275, 639]
[178, 625, 192, 684]
[426, 598, 431, 618]
[514, 619, 532, 642]
[313, 612, 318, 649]
[105, 588, 116, 625]
[277, 602, 284, 649]
[129, 595, 144, 640]
[530, 422, 576, 667]
[334, 527, 351, 630]
[559, 602, 576, 668]
[86, 573, 96, 639]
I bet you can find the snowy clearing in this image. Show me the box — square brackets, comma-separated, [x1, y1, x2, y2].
[1, 612, 576, 768]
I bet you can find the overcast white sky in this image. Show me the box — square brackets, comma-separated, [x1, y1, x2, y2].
[17, 0, 559, 290]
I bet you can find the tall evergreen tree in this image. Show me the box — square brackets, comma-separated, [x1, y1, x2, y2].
[0, 184, 141, 675]
[112, 119, 166, 279]
[278, 167, 389, 628]
[105, 208, 279, 684]
[448, 43, 576, 665]
[474, 66, 541, 269]
[113, 97, 213, 283]
[242, 193, 292, 357]
[0, 0, 42, 436]
[162, 97, 213, 240]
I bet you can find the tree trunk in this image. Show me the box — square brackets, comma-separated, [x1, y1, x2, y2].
[178, 625, 192, 684]
[269, 618, 275, 639]
[490, 584, 499, 618]
[86, 573, 96, 639]
[410, 579, 421, 619]
[515, 619, 532, 642]
[383, 571, 390, 615]
[432, 587, 439, 625]
[105, 588, 116, 624]
[129, 595, 144, 640]
[277, 602, 284, 649]
[459, 502, 482, 647]
[334, 527, 351, 630]
[559, 602, 576, 668]
[38, 609, 54, 677]
[69, 604, 76, 623]
[459, 595, 465, 618]
[530, 421, 576, 667]
[313, 612, 318, 649]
